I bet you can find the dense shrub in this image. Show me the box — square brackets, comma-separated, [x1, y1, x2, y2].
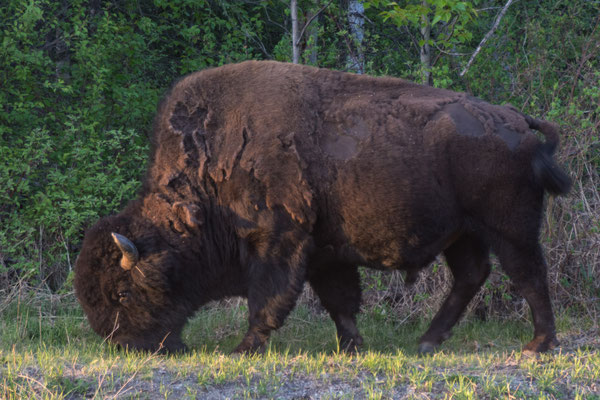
[1, 0, 597, 318]
[0, 0, 268, 288]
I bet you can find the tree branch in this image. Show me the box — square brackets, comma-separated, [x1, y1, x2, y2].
[460, 0, 516, 77]
[295, 0, 334, 46]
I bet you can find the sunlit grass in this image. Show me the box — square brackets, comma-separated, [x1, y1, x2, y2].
[1, 291, 598, 399]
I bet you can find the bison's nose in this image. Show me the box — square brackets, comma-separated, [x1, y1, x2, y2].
[158, 334, 188, 354]
[112, 337, 147, 352]
[113, 336, 187, 354]
[163, 340, 188, 354]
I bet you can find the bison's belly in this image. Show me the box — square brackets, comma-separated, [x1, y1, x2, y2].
[346, 215, 459, 271]
[315, 194, 461, 271]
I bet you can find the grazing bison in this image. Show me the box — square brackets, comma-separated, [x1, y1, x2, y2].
[74, 60, 571, 354]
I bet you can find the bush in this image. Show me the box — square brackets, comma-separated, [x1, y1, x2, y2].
[1, 0, 598, 320]
[0, 0, 268, 288]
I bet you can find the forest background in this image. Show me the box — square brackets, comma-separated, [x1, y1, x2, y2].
[1, 0, 599, 321]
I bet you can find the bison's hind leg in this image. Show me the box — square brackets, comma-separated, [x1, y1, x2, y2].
[307, 250, 363, 352]
[418, 234, 491, 354]
[494, 240, 559, 354]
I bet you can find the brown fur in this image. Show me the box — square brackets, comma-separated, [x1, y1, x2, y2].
[75, 61, 570, 354]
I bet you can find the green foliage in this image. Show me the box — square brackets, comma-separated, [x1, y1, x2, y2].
[0, 0, 271, 287]
[364, 0, 477, 51]
[0, 0, 598, 312]
[1, 1, 149, 287]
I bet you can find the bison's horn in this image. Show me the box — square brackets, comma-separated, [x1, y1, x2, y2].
[111, 232, 139, 271]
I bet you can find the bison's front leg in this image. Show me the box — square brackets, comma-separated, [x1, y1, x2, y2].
[233, 232, 311, 354]
[307, 250, 363, 352]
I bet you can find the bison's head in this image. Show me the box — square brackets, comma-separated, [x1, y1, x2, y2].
[74, 214, 192, 353]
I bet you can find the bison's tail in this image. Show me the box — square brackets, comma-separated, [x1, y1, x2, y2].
[526, 116, 572, 196]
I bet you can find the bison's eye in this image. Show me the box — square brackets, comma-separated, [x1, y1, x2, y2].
[118, 291, 131, 304]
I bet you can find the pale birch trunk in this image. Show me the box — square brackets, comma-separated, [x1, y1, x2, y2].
[291, 0, 300, 64]
[347, 0, 365, 74]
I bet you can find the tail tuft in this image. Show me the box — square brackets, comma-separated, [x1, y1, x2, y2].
[532, 143, 572, 195]
[526, 115, 571, 195]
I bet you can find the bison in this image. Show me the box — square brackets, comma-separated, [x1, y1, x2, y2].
[74, 60, 571, 354]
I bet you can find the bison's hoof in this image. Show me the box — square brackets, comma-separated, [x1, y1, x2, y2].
[417, 341, 438, 355]
[232, 343, 266, 355]
[163, 344, 188, 354]
[523, 336, 559, 355]
[340, 335, 364, 354]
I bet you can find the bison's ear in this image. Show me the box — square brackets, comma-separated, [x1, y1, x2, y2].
[172, 202, 203, 231]
[111, 232, 139, 271]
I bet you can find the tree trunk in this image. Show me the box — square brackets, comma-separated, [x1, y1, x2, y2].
[307, 7, 320, 65]
[347, 0, 365, 73]
[420, 0, 432, 85]
[291, 0, 300, 64]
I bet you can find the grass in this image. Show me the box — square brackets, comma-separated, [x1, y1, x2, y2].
[0, 288, 599, 399]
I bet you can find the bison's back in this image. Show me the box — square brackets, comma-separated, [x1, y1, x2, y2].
[148, 61, 552, 270]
